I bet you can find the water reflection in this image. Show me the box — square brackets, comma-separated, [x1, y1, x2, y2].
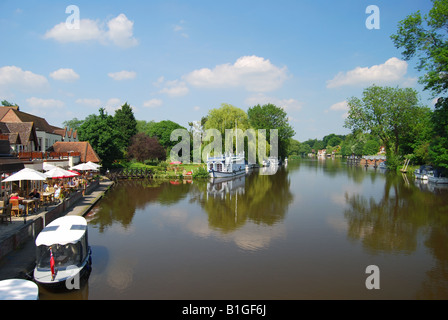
[192, 166, 293, 233]
[343, 171, 448, 298]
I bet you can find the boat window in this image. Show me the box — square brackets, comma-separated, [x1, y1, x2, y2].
[36, 243, 83, 269]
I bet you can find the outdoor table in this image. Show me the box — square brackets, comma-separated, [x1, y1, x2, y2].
[0, 279, 39, 300]
[22, 199, 37, 215]
[42, 192, 53, 204]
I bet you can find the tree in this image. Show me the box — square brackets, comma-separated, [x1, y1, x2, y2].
[127, 133, 166, 162]
[1, 100, 15, 106]
[148, 120, 187, 150]
[78, 108, 123, 167]
[204, 103, 250, 134]
[62, 118, 84, 130]
[344, 85, 426, 169]
[247, 103, 295, 160]
[288, 139, 301, 156]
[114, 102, 137, 150]
[391, 0, 448, 170]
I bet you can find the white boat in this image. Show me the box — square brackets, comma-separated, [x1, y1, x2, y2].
[414, 165, 434, 180]
[207, 152, 246, 178]
[269, 157, 282, 166]
[34, 216, 92, 290]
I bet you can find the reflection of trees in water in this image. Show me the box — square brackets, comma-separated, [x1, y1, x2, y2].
[88, 179, 191, 231]
[344, 173, 448, 298]
[193, 167, 293, 233]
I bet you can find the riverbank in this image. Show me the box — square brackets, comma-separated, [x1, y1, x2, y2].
[0, 178, 114, 281]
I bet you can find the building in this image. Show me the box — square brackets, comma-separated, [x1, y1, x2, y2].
[50, 141, 101, 164]
[0, 106, 78, 152]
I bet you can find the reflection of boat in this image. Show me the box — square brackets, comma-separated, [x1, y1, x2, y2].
[207, 152, 246, 178]
[34, 216, 92, 290]
[207, 175, 246, 198]
[428, 174, 448, 184]
[414, 165, 433, 180]
[262, 159, 270, 167]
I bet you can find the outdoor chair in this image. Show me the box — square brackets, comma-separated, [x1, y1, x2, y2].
[10, 199, 23, 217]
[0, 204, 12, 224]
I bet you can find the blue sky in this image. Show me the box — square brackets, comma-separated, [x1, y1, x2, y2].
[0, 0, 436, 141]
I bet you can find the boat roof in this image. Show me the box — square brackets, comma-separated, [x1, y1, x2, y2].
[35, 216, 87, 247]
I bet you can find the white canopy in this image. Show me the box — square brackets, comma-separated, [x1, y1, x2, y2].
[2, 168, 48, 182]
[36, 216, 88, 247]
[87, 161, 101, 168]
[43, 163, 58, 171]
[44, 167, 79, 179]
[70, 163, 98, 171]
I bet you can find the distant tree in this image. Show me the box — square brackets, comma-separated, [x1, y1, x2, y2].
[128, 133, 166, 162]
[288, 139, 301, 156]
[205, 103, 250, 134]
[363, 139, 380, 156]
[62, 118, 84, 130]
[78, 108, 123, 167]
[247, 103, 295, 160]
[114, 102, 137, 150]
[1, 100, 15, 106]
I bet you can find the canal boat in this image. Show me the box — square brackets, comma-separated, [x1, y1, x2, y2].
[428, 170, 448, 184]
[207, 152, 246, 178]
[34, 216, 92, 289]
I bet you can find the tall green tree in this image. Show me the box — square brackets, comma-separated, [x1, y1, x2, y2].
[247, 103, 295, 160]
[204, 103, 250, 134]
[391, 0, 448, 171]
[62, 118, 84, 130]
[344, 85, 426, 169]
[148, 120, 187, 151]
[78, 108, 123, 167]
[114, 103, 137, 150]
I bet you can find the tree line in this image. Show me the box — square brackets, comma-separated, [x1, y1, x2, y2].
[64, 102, 295, 168]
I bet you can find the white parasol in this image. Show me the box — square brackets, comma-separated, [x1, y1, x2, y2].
[44, 167, 80, 179]
[70, 162, 98, 171]
[43, 163, 58, 171]
[2, 168, 48, 182]
[87, 161, 101, 168]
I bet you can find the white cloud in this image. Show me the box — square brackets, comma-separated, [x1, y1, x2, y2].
[143, 98, 163, 108]
[106, 14, 139, 48]
[44, 14, 138, 48]
[184, 55, 289, 92]
[326, 57, 411, 88]
[108, 70, 136, 81]
[245, 94, 303, 112]
[0, 66, 49, 94]
[327, 100, 349, 118]
[104, 98, 122, 113]
[75, 98, 102, 107]
[26, 97, 65, 108]
[50, 68, 80, 82]
[44, 19, 103, 43]
[173, 20, 189, 38]
[158, 79, 189, 97]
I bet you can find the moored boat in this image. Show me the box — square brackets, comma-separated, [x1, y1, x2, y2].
[207, 152, 246, 178]
[34, 216, 92, 290]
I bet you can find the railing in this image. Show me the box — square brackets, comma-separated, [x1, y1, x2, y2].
[104, 168, 153, 181]
[17, 151, 81, 160]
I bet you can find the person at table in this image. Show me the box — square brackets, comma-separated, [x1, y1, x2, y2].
[10, 193, 25, 210]
[29, 189, 40, 199]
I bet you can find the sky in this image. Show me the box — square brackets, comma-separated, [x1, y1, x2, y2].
[0, 0, 437, 142]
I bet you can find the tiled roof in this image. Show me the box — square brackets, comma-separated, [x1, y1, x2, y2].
[52, 141, 101, 163]
[0, 106, 63, 134]
[0, 122, 37, 146]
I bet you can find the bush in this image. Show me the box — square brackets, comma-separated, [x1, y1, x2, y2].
[192, 166, 210, 179]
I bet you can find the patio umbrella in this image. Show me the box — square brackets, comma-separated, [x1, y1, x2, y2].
[2, 168, 48, 182]
[43, 163, 58, 171]
[70, 163, 98, 171]
[44, 167, 80, 179]
[87, 161, 101, 168]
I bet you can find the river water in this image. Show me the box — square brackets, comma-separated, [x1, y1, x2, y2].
[39, 158, 448, 300]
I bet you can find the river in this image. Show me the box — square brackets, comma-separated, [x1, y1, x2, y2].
[39, 158, 448, 300]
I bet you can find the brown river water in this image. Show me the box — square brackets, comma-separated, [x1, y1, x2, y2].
[39, 158, 448, 300]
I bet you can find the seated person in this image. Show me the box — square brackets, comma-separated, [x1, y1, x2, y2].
[9, 193, 25, 210]
[29, 188, 40, 199]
